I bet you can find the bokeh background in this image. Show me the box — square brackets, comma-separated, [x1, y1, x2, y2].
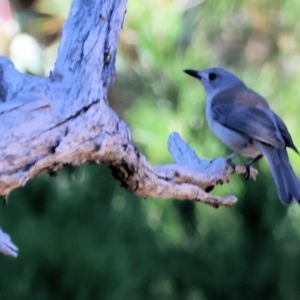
[1, 0, 300, 299]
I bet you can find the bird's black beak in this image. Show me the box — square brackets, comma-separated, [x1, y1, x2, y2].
[183, 69, 201, 80]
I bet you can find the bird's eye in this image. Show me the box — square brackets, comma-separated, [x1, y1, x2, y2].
[208, 73, 217, 81]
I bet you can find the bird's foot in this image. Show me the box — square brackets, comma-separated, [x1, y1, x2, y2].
[243, 154, 263, 180]
[226, 158, 236, 174]
[243, 163, 250, 180]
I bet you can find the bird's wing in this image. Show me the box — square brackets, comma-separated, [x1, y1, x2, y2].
[211, 89, 285, 148]
[273, 112, 299, 154]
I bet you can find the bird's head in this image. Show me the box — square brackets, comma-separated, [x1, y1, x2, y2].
[184, 67, 243, 98]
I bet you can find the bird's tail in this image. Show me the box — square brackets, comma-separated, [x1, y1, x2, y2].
[259, 143, 300, 205]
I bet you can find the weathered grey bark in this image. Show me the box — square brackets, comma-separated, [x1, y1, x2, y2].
[0, 0, 257, 256]
[0, 227, 18, 257]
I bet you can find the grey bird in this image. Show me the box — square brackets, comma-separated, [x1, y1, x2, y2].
[184, 67, 300, 205]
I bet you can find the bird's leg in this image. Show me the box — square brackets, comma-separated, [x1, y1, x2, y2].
[243, 154, 263, 180]
[226, 144, 249, 174]
[226, 150, 239, 160]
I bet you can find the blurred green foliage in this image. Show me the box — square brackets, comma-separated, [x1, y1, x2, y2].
[1, 0, 300, 299]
